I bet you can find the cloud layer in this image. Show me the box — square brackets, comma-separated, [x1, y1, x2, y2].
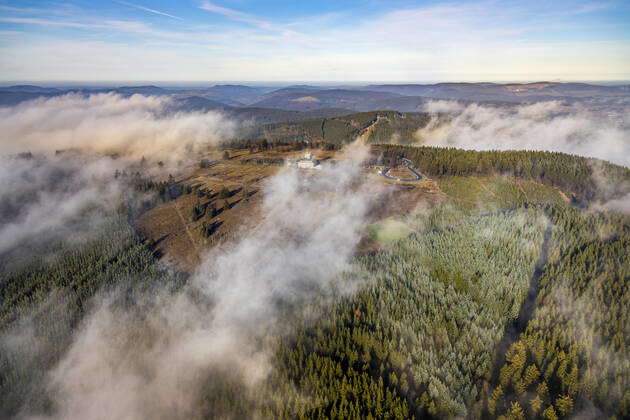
[0, 156, 127, 255]
[416, 100, 630, 167]
[23, 144, 381, 420]
[0, 92, 238, 254]
[0, 93, 235, 161]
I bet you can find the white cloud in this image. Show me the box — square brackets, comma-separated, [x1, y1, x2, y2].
[0, 93, 237, 253]
[198, 0, 298, 37]
[17, 144, 382, 420]
[1, 1, 628, 81]
[416, 100, 630, 167]
[0, 93, 236, 160]
[199, 1, 270, 28]
[0, 17, 108, 29]
[0, 156, 124, 254]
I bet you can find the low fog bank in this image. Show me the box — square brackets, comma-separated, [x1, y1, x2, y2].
[0, 97, 240, 417]
[0, 92, 239, 258]
[590, 161, 630, 214]
[0, 155, 128, 257]
[18, 144, 383, 420]
[594, 193, 630, 214]
[0, 93, 236, 164]
[416, 100, 630, 167]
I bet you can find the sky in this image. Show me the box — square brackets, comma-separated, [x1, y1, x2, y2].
[0, 0, 629, 83]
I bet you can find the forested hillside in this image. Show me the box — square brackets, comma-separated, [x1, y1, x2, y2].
[485, 207, 629, 419]
[239, 111, 431, 145]
[218, 204, 627, 419]
[229, 127, 630, 205]
[0, 214, 175, 418]
[258, 206, 549, 419]
[1, 144, 628, 420]
[376, 145, 630, 203]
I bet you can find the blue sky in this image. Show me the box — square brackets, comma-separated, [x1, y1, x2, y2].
[0, 0, 629, 82]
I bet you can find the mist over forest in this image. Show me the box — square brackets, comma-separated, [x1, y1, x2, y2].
[1, 0, 629, 417]
[0, 81, 628, 420]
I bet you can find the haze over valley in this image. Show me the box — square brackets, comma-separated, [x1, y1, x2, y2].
[1, 1, 629, 419]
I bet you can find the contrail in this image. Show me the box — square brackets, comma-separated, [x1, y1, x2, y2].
[114, 1, 183, 20]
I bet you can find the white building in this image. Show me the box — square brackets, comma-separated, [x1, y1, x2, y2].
[292, 152, 321, 170]
[297, 159, 317, 169]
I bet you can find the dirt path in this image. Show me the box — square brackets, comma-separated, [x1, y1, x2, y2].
[171, 202, 201, 256]
[516, 182, 529, 201]
[475, 178, 498, 198]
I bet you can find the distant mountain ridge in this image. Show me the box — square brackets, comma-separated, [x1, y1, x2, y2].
[364, 81, 630, 102]
[2, 81, 628, 113]
[1, 85, 62, 94]
[250, 88, 403, 111]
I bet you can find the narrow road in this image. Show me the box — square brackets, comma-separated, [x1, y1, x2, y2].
[356, 115, 383, 144]
[380, 158, 425, 182]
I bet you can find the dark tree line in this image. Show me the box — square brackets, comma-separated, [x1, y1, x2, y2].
[375, 145, 630, 203]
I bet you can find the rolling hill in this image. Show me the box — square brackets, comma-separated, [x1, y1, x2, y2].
[2, 142, 628, 419]
[3, 81, 629, 111]
[249, 88, 403, 110]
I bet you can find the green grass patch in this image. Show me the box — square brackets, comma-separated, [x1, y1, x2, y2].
[366, 218, 413, 244]
[437, 175, 565, 211]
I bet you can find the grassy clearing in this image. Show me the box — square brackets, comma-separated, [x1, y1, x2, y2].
[138, 158, 278, 270]
[366, 218, 413, 244]
[518, 180, 568, 204]
[436, 175, 565, 210]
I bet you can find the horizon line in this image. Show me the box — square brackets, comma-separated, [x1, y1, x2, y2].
[1, 79, 630, 87]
